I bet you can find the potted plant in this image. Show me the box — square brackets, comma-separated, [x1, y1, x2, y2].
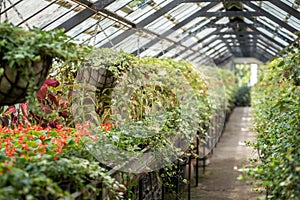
[0, 22, 90, 106]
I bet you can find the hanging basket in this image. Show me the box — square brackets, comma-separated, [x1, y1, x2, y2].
[76, 65, 117, 91]
[0, 56, 52, 106]
[0, 22, 90, 106]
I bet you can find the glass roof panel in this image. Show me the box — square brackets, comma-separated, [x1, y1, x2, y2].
[106, 0, 133, 12]
[145, 3, 201, 32]
[281, 0, 294, 7]
[261, 1, 289, 19]
[176, 50, 194, 59]
[257, 39, 278, 53]
[162, 46, 185, 58]
[169, 3, 200, 20]
[208, 39, 223, 48]
[287, 16, 300, 32]
[140, 40, 173, 57]
[182, 37, 198, 47]
[0, 0, 80, 30]
[265, 48, 276, 55]
[167, 29, 184, 42]
[183, 17, 210, 33]
[146, 17, 175, 33]
[257, 27, 289, 47]
[209, 47, 228, 58]
[257, 43, 266, 50]
[123, 4, 155, 22]
[1, 0, 299, 64]
[257, 16, 295, 37]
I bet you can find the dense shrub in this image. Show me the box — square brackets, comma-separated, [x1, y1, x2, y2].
[235, 85, 251, 106]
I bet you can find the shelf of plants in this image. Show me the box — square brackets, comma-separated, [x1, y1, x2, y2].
[0, 24, 238, 199]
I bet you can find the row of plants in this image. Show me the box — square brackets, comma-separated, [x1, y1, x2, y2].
[217, 68, 238, 113]
[248, 44, 300, 199]
[0, 22, 238, 199]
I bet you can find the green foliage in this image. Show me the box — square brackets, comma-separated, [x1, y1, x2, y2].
[235, 85, 251, 106]
[0, 22, 90, 68]
[0, 45, 240, 199]
[249, 45, 300, 199]
[217, 68, 238, 111]
[0, 126, 125, 199]
[235, 64, 251, 86]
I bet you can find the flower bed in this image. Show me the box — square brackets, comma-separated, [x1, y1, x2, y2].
[0, 124, 125, 199]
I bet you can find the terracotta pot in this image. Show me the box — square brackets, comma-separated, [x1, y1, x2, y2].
[0, 56, 52, 105]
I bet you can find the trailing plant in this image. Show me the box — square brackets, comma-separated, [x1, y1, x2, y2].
[247, 44, 300, 199]
[0, 22, 89, 68]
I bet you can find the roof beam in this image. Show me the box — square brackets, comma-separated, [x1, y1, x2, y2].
[256, 49, 272, 62]
[268, 0, 300, 20]
[211, 48, 230, 59]
[131, 2, 218, 55]
[246, 18, 293, 43]
[245, 23, 286, 48]
[101, 0, 183, 47]
[102, 29, 136, 48]
[136, 0, 184, 28]
[256, 44, 277, 56]
[214, 31, 258, 35]
[185, 0, 266, 2]
[257, 40, 279, 55]
[219, 36, 241, 57]
[215, 54, 233, 65]
[192, 43, 227, 59]
[154, 17, 223, 57]
[257, 36, 281, 52]
[197, 11, 262, 17]
[221, 35, 280, 55]
[244, 2, 298, 35]
[55, 0, 115, 31]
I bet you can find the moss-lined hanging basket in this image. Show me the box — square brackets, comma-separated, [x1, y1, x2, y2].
[0, 56, 52, 105]
[0, 22, 90, 106]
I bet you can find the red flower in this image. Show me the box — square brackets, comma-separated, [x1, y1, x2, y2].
[22, 144, 28, 150]
[54, 148, 62, 154]
[39, 135, 46, 141]
[100, 122, 115, 132]
[5, 146, 16, 157]
[39, 148, 46, 155]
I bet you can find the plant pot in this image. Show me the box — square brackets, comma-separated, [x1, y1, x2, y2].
[0, 56, 52, 106]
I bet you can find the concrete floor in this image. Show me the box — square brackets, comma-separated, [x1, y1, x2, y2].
[186, 107, 262, 200]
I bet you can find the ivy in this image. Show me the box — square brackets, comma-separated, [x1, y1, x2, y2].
[248, 45, 300, 199]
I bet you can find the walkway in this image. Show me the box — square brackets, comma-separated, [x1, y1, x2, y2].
[188, 107, 260, 200]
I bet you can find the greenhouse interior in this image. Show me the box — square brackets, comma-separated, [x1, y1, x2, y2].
[0, 0, 299, 199]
